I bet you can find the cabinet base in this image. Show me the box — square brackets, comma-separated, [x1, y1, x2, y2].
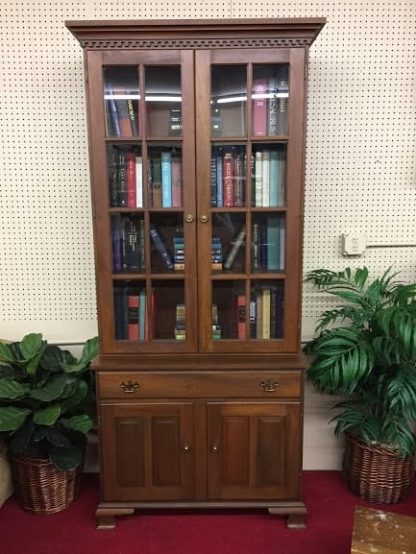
[96, 501, 307, 530]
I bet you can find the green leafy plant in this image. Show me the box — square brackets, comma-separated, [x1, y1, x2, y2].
[304, 267, 416, 456]
[0, 334, 98, 470]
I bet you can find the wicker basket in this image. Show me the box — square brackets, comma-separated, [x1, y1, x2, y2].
[342, 433, 415, 504]
[10, 456, 82, 514]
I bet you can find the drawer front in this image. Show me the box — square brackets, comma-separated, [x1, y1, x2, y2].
[98, 371, 301, 399]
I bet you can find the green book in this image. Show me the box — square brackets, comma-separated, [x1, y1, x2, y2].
[266, 215, 280, 271]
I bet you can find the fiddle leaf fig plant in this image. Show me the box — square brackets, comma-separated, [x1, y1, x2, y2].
[304, 267, 416, 456]
[0, 334, 98, 470]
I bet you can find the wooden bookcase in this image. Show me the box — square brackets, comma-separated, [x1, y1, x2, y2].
[66, 18, 326, 530]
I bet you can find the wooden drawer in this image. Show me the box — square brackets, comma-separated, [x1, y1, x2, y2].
[98, 371, 301, 399]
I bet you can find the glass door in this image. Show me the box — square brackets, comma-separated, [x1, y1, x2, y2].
[87, 50, 197, 354]
[196, 49, 306, 353]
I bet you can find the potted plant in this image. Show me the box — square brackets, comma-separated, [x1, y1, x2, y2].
[304, 267, 416, 503]
[0, 333, 98, 513]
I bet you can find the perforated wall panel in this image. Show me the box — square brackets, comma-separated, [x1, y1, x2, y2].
[0, 0, 415, 348]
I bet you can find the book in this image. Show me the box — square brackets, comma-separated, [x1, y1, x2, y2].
[279, 217, 285, 270]
[111, 214, 122, 272]
[126, 93, 139, 136]
[139, 218, 145, 270]
[105, 83, 121, 137]
[139, 289, 146, 341]
[216, 151, 223, 207]
[212, 304, 221, 340]
[277, 79, 289, 134]
[109, 150, 119, 206]
[174, 303, 186, 340]
[267, 77, 279, 135]
[117, 152, 127, 207]
[115, 89, 133, 137]
[267, 215, 280, 271]
[150, 227, 173, 270]
[252, 223, 260, 271]
[262, 288, 271, 339]
[135, 155, 143, 208]
[237, 294, 246, 340]
[150, 155, 162, 207]
[234, 152, 244, 207]
[224, 226, 246, 270]
[254, 151, 263, 207]
[249, 298, 256, 338]
[256, 290, 263, 339]
[128, 294, 139, 340]
[170, 107, 182, 136]
[161, 151, 172, 208]
[269, 149, 279, 207]
[210, 156, 217, 207]
[114, 286, 128, 339]
[252, 78, 267, 136]
[171, 155, 182, 208]
[223, 152, 234, 207]
[121, 216, 141, 271]
[126, 152, 136, 208]
[211, 236, 223, 270]
[173, 236, 185, 270]
[261, 150, 270, 207]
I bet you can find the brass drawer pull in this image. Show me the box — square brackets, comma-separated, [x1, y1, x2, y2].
[120, 381, 140, 394]
[260, 380, 280, 393]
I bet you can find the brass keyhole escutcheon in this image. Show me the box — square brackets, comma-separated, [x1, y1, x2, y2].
[200, 215, 208, 223]
[185, 214, 194, 223]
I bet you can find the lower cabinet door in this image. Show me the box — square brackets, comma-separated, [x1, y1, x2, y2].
[100, 401, 194, 501]
[207, 401, 301, 500]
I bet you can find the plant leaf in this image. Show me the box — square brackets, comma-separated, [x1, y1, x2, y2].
[63, 337, 98, 373]
[49, 445, 82, 471]
[46, 427, 71, 448]
[30, 374, 77, 402]
[0, 342, 15, 364]
[0, 406, 30, 431]
[0, 378, 30, 400]
[60, 414, 93, 434]
[33, 405, 61, 426]
[8, 419, 35, 455]
[19, 333, 43, 361]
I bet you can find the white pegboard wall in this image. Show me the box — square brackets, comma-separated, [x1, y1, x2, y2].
[0, 0, 415, 345]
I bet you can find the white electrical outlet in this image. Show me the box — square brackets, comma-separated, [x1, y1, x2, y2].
[341, 233, 366, 256]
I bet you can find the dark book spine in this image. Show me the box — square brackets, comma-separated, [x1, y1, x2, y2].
[111, 214, 122, 272]
[260, 223, 268, 270]
[106, 97, 120, 137]
[122, 216, 140, 270]
[150, 228, 173, 270]
[117, 152, 127, 207]
[127, 96, 139, 135]
[210, 155, 217, 207]
[223, 152, 234, 207]
[109, 150, 119, 207]
[234, 152, 244, 207]
[252, 223, 260, 270]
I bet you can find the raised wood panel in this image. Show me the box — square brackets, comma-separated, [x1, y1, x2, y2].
[115, 418, 145, 487]
[100, 402, 194, 501]
[207, 401, 301, 500]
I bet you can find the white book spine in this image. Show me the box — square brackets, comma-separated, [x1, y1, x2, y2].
[262, 150, 270, 207]
[255, 151, 263, 207]
[135, 156, 143, 208]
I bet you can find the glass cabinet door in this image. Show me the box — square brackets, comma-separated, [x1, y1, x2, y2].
[88, 51, 197, 354]
[196, 49, 306, 353]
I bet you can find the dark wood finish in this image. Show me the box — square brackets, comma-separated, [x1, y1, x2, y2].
[67, 18, 325, 529]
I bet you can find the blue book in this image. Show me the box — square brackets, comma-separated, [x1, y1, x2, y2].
[150, 228, 173, 270]
[216, 154, 223, 207]
[161, 152, 172, 207]
[269, 150, 279, 207]
[139, 289, 146, 341]
[266, 215, 280, 271]
[111, 215, 122, 272]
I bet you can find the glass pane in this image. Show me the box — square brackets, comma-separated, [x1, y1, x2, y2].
[252, 65, 289, 136]
[252, 143, 286, 207]
[145, 66, 182, 137]
[251, 213, 285, 272]
[114, 281, 147, 341]
[107, 144, 143, 208]
[212, 213, 246, 273]
[150, 213, 184, 274]
[211, 145, 246, 207]
[211, 66, 246, 137]
[212, 281, 246, 340]
[152, 280, 185, 340]
[147, 146, 182, 208]
[250, 281, 284, 339]
[103, 67, 140, 138]
[111, 213, 145, 273]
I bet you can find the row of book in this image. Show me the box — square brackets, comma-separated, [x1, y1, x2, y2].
[253, 77, 288, 137]
[111, 214, 145, 272]
[211, 147, 245, 207]
[114, 287, 147, 340]
[105, 87, 139, 138]
[232, 287, 284, 340]
[148, 152, 182, 208]
[109, 148, 143, 208]
[253, 148, 286, 207]
[252, 217, 285, 271]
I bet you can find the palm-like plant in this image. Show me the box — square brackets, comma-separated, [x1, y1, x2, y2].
[304, 267, 416, 456]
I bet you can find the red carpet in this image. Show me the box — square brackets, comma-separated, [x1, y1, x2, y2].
[1, 472, 415, 554]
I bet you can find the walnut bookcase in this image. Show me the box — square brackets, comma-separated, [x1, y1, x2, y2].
[66, 18, 325, 530]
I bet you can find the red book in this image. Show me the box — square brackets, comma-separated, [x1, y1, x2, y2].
[253, 79, 267, 136]
[126, 152, 136, 207]
[128, 294, 139, 340]
[171, 155, 182, 208]
[223, 152, 234, 207]
[237, 294, 246, 340]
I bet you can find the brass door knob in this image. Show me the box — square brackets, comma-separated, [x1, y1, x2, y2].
[183, 444, 192, 453]
[211, 444, 219, 453]
[200, 215, 209, 223]
[185, 214, 194, 223]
